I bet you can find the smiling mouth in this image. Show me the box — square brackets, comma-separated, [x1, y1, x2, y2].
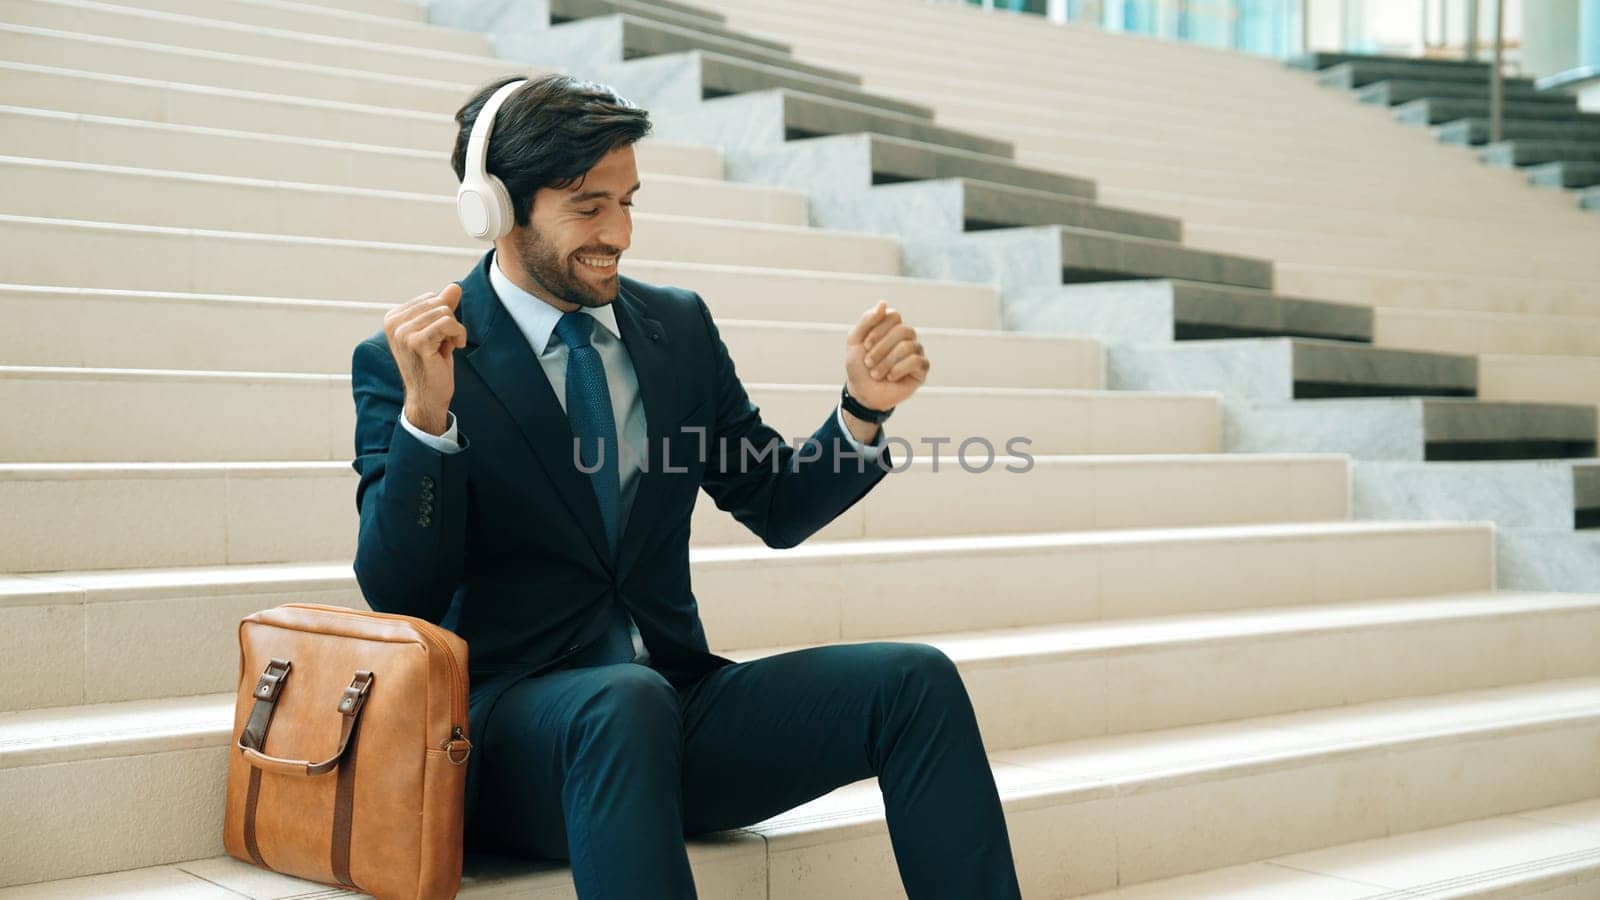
[575, 254, 618, 273]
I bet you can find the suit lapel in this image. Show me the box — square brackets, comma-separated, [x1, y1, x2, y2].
[461, 252, 611, 566]
[612, 278, 686, 577]
[459, 255, 687, 573]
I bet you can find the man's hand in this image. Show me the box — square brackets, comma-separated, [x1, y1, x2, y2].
[844, 301, 930, 414]
[385, 283, 467, 436]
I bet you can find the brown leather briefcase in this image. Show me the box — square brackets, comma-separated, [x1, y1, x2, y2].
[223, 602, 472, 900]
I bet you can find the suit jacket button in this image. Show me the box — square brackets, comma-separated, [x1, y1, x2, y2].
[417, 515, 431, 527]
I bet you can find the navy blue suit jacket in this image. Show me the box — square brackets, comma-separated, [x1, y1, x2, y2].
[349, 251, 892, 822]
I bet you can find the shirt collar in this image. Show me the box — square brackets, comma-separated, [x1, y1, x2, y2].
[489, 249, 622, 355]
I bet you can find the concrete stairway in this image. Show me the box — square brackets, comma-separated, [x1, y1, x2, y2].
[1303, 51, 1600, 213]
[2, 0, 1600, 899]
[671, 0, 1599, 595]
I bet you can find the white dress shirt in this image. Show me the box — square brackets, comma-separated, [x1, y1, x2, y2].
[399, 252, 887, 664]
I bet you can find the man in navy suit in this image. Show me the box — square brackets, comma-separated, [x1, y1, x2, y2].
[350, 74, 1022, 899]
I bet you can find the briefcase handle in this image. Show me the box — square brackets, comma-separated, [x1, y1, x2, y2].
[236, 658, 375, 777]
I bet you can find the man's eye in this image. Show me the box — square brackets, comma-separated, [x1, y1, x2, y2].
[580, 208, 598, 216]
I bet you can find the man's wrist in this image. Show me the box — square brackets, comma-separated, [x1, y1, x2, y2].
[840, 406, 882, 446]
[404, 403, 449, 437]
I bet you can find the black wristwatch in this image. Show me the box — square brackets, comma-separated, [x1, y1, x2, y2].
[840, 384, 894, 424]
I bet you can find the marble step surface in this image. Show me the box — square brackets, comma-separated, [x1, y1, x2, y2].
[1481, 138, 1600, 167]
[1317, 58, 1536, 89]
[1355, 77, 1561, 106]
[2, 668, 1594, 892]
[899, 224, 1276, 297]
[1498, 526, 1600, 592]
[1529, 160, 1600, 189]
[547, 0, 777, 52]
[1225, 396, 1599, 462]
[1437, 116, 1600, 145]
[1293, 51, 1498, 75]
[1108, 337, 1478, 402]
[1003, 278, 1374, 347]
[856, 176, 1181, 242]
[512, 12, 870, 95]
[0, 365, 1221, 463]
[1585, 185, 1600, 211]
[648, 86, 1015, 160]
[1396, 97, 1600, 126]
[1351, 459, 1594, 531]
[0, 451, 1349, 577]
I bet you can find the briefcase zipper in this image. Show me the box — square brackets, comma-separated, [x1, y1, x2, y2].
[278, 603, 469, 750]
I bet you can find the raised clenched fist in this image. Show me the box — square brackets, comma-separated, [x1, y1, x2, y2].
[384, 283, 467, 436]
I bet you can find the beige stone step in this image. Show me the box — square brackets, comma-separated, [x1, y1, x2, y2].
[1478, 354, 1600, 415]
[0, 212, 943, 314]
[20, 794, 1600, 898]
[1013, 147, 1579, 219]
[1375, 307, 1600, 357]
[0, 103, 723, 189]
[0, 283, 1095, 386]
[1100, 183, 1600, 252]
[0, 217, 900, 298]
[1183, 222, 1600, 282]
[0, 60, 514, 152]
[0, 0, 506, 79]
[0, 156, 815, 244]
[75, 0, 481, 53]
[294, 0, 422, 21]
[1074, 798, 1600, 898]
[1277, 263, 1600, 319]
[0, 22, 481, 114]
[709, 1, 1344, 90]
[0, 450, 1346, 585]
[0, 281, 1001, 377]
[0, 367, 1218, 464]
[1022, 146, 1600, 233]
[3, 665, 1593, 891]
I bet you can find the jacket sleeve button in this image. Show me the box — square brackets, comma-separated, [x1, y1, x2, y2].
[417, 515, 431, 527]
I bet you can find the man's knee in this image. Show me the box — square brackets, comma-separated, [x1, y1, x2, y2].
[568, 665, 681, 748]
[879, 641, 965, 697]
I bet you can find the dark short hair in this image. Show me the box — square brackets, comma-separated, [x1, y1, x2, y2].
[450, 73, 652, 228]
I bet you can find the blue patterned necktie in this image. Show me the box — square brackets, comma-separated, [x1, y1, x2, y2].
[554, 310, 635, 666]
[553, 310, 620, 556]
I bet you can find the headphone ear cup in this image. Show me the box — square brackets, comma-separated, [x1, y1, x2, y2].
[482, 172, 515, 240]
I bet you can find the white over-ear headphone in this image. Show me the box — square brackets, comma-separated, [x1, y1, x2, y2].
[456, 79, 528, 241]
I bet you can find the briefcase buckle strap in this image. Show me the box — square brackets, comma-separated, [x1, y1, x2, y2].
[338, 672, 373, 718]
[253, 658, 291, 702]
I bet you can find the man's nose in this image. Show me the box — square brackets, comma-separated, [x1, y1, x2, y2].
[597, 208, 630, 252]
